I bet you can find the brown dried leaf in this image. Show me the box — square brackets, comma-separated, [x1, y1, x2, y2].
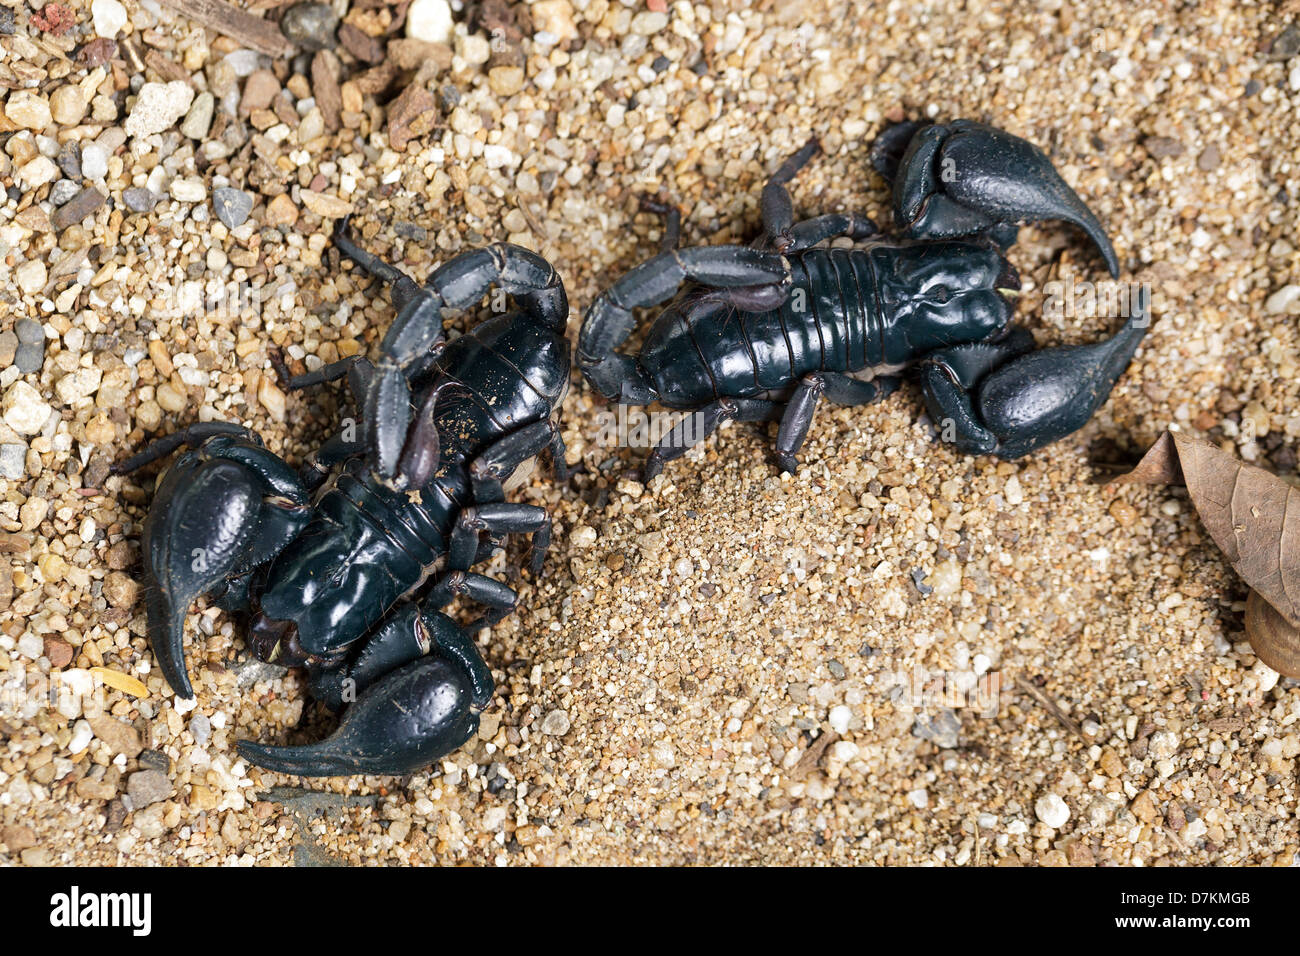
[1108, 430, 1183, 486]
[1245, 590, 1300, 678]
[1111, 430, 1300, 631]
[1173, 432, 1300, 629]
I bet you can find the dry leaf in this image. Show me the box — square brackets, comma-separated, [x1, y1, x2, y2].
[1245, 590, 1300, 678]
[1108, 430, 1182, 486]
[1111, 430, 1300, 630]
[1173, 433, 1300, 629]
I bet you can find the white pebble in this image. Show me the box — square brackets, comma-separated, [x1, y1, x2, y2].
[69, 720, 94, 754]
[91, 0, 128, 38]
[1035, 793, 1070, 828]
[80, 142, 108, 181]
[1265, 284, 1300, 315]
[828, 704, 852, 734]
[406, 0, 453, 43]
[908, 788, 929, 809]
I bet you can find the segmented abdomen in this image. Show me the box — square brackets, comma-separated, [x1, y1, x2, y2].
[641, 247, 885, 405]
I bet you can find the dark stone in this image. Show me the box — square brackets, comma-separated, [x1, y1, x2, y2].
[15, 318, 43, 344]
[393, 220, 427, 241]
[0, 7, 13, 34]
[1142, 135, 1184, 159]
[652, 55, 671, 73]
[1269, 25, 1300, 61]
[14, 343, 44, 374]
[212, 187, 252, 228]
[50, 187, 106, 231]
[1197, 144, 1221, 172]
[56, 141, 81, 179]
[122, 187, 158, 213]
[138, 749, 170, 773]
[280, 3, 339, 52]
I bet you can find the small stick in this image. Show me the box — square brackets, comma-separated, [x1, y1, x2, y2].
[158, 0, 294, 58]
[1012, 673, 1082, 737]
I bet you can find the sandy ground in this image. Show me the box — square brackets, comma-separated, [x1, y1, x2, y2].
[1, 0, 1298, 865]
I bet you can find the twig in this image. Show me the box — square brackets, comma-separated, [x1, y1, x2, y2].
[158, 0, 294, 58]
[1012, 673, 1082, 737]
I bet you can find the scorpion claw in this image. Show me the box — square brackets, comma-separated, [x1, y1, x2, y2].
[236, 655, 481, 776]
[889, 119, 1120, 277]
[142, 457, 264, 699]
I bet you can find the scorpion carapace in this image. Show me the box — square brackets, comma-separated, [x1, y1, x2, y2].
[578, 119, 1146, 479]
[115, 223, 571, 776]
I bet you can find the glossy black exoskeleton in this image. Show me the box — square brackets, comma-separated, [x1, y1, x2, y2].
[578, 120, 1146, 479]
[114, 224, 570, 776]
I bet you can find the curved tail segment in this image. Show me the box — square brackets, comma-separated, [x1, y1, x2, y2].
[237, 654, 484, 776]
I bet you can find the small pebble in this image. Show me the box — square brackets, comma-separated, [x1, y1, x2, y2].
[179, 92, 215, 140]
[280, 3, 339, 51]
[56, 141, 81, 179]
[91, 0, 128, 38]
[122, 187, 158, 213]
[49, 86, 87, 126]
[212, 187, 253, 228]
[79, 142, 108, 181]
[5, 91, 51, 130]
[124, 82, 194, 139]
[407, 0, 453, 43]
[0, 443, 25, 479]
[540, 709, 571, 735]
[126, 770, 173, 808]
[1035, 793, 1071, 829]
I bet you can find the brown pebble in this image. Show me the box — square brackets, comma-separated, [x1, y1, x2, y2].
[88, 715, 143, 757]
[1, 824, 37, 852]
[51, 187, 106, 231]
[265, 193, 299, 228]
[103, 570, 139, 608]
[240, 70, 281, 114]
[44, 636, 74, 668]
[387, 83, 437, 151]
[106, 539, 135, 570]
[1108, 499, 1138, 527]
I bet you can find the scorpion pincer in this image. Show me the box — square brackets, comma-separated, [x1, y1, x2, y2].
[114, 222, 570, 776]
[578, 119, 1147, 479]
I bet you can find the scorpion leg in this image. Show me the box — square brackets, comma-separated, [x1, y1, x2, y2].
[114, 429, 311, 698]
[238, 604, 493, 776]
[774, 372, 902, 474]
[579, 245, 787, 400]
[448, 502, 551, 575]
[642, 398, 779, 482]
[754, 138, 880, 253]
[427, 570, 519, 627]
[920, 310, 1147, 458]
[361, 241, 567, 482]
[468, 420, 558, 503]
[875, 119, 1119, 277]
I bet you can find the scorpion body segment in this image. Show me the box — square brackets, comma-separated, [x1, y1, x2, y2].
[579, 120, 1144, 479]
[116, 227, 571, 777]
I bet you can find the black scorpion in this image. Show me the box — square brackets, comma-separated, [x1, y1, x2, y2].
[114, 224, 570, 776]
[578, 120, 1147, 479]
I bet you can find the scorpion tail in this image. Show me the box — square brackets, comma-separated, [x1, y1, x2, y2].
[237, 655, 482, 777]
[886, 119, 1120, 278]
